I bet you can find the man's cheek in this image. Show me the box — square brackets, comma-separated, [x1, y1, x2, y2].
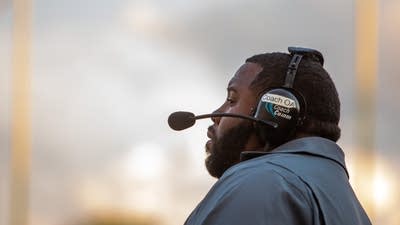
[216, 118, 236, 137]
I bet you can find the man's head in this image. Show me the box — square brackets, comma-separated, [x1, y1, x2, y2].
[205, 62, 263, 178]
[205, 50, 341, 178]
[246, 52, 341, 142]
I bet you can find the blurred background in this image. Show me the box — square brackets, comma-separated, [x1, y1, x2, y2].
[0, 0, 399, 225]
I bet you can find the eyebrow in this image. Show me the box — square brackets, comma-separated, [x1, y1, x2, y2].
[227, 85, 237, 92]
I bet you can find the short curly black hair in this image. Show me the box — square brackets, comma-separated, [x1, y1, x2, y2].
[246, 52, 341, 142]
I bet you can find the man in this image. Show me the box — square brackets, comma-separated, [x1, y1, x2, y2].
[184, 47, 372, 225]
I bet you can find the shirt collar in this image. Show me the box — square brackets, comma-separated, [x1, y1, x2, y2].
[240, 136, 348, 177]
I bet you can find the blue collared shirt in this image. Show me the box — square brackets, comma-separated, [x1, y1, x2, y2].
[184, 137, 372, 225]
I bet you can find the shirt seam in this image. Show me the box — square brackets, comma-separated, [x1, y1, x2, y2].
[266, 161, 314, 210]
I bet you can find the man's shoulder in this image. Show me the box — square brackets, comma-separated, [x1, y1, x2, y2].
[186, 157, 315, 225]
[216, 157, 312, 199]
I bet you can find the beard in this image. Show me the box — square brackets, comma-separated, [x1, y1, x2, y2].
[205, 121, 255, 178]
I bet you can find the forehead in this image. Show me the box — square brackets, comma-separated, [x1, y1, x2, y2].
[228, 62, 263, 89]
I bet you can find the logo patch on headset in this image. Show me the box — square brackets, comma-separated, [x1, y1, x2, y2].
[266, 102, 276, 118]
[262, 93, 294, 120]
[261, 93, 296, 108]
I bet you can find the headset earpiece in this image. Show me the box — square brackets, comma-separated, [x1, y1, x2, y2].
[253, 46, 321, 145]
[254, 88, 305, 144]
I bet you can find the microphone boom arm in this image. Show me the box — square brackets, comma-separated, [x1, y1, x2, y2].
[193, 113, 278, 128]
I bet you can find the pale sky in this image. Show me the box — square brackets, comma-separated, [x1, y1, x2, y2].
[0, 0, 399, 225]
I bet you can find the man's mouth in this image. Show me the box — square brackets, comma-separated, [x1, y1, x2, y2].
[206, 140, 212, 153]
[207, 126, 215, 139]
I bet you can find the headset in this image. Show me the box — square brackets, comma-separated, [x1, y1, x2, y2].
[253, 47, 324, 145]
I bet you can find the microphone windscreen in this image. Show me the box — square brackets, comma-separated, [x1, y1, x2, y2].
[168, 111, 196, 131]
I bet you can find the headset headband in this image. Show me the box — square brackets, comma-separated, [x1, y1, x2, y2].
[284, 54, 303, 88]
[288, 47, 324, 66]
[283, 47, 325, 88]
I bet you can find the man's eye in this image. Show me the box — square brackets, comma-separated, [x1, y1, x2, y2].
[226, 98, 235, 104]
